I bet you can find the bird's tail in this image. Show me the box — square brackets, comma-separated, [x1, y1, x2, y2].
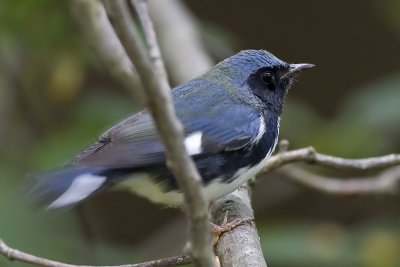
[27, 166, 132, 209]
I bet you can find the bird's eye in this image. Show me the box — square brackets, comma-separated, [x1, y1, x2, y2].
[261, 71, 273, 86]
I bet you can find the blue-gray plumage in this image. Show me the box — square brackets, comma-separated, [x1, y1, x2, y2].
[29, 49, 313, 208]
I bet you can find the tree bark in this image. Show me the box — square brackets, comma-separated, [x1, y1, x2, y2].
[211, 184, 268, 267]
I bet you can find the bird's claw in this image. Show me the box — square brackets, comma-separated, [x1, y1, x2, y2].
[211, 214, 254, 246]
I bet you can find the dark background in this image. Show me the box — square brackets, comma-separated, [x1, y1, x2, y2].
[1, 1, 400, 266]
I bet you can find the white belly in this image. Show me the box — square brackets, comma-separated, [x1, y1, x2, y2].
[119, 154, 271, 207]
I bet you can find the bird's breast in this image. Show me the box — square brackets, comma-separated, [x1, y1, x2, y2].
[121, 114, 280, 206]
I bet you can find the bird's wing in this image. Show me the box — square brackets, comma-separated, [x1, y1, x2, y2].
[178, 104, 262, 153]
[69, 110, 163, 167]
[69, 105, 263, 168]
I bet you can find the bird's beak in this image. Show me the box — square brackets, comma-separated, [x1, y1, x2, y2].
[282, 63, 315, 79]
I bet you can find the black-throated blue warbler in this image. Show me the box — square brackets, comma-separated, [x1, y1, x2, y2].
[30, 49, 313, 209]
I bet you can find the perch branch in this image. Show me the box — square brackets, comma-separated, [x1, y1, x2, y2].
[210, 184, 268, 267]
[105, 1, 215, 266]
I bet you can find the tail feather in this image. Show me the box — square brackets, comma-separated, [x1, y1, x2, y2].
[28, 166, 114, 209]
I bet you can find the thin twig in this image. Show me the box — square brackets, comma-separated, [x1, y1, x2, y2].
[0, 239, 191, 267]
[130, 0, 167, 80]
[277, 165, 400, 194]
[148, 0, 212, 82]
[70, 0, 144, 101]
[105, 1, 215, 266]
[260, 147, 400, 175]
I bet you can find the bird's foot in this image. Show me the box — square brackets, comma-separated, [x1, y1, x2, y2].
[211, 212, 254, 245]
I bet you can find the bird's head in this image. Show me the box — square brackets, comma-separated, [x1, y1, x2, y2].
[211, 49, 314, 114]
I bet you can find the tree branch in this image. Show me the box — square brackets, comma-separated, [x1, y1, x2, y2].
[257, 143, 400, 194]
[70, 0, 144, 101]
[104, 1, 215, 266]
[259, 146, 400, 175]
[210, 185, 268, 267]
[277, 165, 400, 194]
[130, 0, 167, 80]
[146, 2, 268, 266]
[0, 239, 192, 267]
[147, 0, 212, 82]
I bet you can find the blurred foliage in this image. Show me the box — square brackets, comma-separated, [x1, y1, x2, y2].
[375, 0, 400, 33]
[282, 73, 400, 157]
[1, 1, 400, 267]
[261, 220, 400, 267]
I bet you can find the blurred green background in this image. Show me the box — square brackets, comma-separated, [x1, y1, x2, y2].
[1, 1, 400, 266]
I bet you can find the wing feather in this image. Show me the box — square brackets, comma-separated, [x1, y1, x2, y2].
[69, 111, 165, 167]
[69, 85, 264, 168]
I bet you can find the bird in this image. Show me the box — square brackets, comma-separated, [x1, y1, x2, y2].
[29, 49, 313, 209]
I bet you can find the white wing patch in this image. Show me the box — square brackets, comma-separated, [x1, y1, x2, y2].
[184, 131, 203, 155]
[48, 174, 106, 209]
